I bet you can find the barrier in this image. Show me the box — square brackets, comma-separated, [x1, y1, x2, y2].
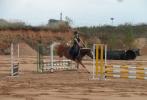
[43, 60, 73, 72]
[92, 44, 107, 80]
[37, 42, 75, 73]
[11, 43, 19, 76]
[92, 44, 147, 80]
[105, 65, 147, 80]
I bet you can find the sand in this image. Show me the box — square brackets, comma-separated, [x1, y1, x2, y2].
[0, 55, 147, 100]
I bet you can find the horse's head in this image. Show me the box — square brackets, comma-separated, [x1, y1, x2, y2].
[87, 49, 93, 59]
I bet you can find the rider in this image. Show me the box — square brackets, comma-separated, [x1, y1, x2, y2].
[70, 31, 86, 60]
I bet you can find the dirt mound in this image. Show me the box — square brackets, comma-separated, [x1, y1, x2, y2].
[140, 39, 147, 55]
[0, 30, 73, 55]
[19, 42, 37, 57]
[134, 38, 147, 55]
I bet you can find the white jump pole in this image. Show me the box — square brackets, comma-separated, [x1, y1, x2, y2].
[92, 44, 96, 79]
[11, 43, 19, 76]
[104, 45, 107, 66]
[11, 43, 14, 76]
[18, 43, 19, 59]
[50, 42, 60, 72]
[51, 44, 53, 70]
[104, 45, 107, 80]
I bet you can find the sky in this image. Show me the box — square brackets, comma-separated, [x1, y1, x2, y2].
[0, 0, 147, 26]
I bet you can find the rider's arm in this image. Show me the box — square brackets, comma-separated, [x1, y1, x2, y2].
[79, 38, 86, 47]
[74, 38, 81, 46]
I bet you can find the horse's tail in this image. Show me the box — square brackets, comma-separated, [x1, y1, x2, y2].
[56, 44, 65, 57]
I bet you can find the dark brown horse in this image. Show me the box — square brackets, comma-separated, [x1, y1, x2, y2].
[56, 43, 93, 73]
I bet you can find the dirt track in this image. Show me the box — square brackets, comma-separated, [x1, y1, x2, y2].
[0, 56, 147, 100]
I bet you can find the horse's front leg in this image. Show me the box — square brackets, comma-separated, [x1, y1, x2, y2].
[79, 61, 90, 73]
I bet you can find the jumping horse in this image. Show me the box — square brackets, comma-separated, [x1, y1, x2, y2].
[56, 43, 93, 73]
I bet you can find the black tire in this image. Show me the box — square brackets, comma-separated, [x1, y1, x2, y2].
[125, 50, 136, 60]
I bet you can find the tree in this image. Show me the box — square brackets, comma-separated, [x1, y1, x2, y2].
[123, 26, 135, 49]
[108, 33, 117, 50]
[65, 16, 73, 26]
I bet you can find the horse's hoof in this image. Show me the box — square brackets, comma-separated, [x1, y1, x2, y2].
[78, 71, 81, 73]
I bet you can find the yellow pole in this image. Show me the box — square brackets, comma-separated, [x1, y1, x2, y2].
[95, 44, 99, 77]
[100, 44, 104, 79]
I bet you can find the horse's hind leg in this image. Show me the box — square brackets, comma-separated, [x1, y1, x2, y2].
[75, 60, 84, 73]
[75, 60, 79, 70]
[77, 63, 79, 69]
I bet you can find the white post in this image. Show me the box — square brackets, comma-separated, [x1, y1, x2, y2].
[104, 45, 107, 80]
[17, 43, 20, 67]
[92, 44, 96, 79]
[11, 43, 14, 76]
[50, 44, 54, 69]
[11, 43, 19, 76]
[18, 43, 20, 59]
[50, 42, 60, 71]
[105, 45, 107, 65]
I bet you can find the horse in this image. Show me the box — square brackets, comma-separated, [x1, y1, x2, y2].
[56, 43, 93, 73]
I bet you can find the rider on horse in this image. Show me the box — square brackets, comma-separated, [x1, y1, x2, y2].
[56, 32, 92, 73]
[70, 31, 86, 60]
